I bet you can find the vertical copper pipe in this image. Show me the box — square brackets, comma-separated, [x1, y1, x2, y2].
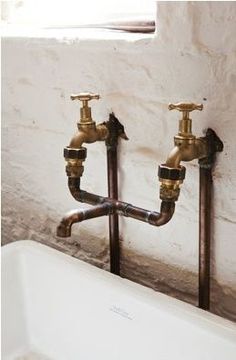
[199, 166, 212, 310]
[107, 146, 120, 275]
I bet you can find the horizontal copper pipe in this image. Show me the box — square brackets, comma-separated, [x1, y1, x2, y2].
[56, 203, 113, 238]
[115, 200, 175, 226]
[68, 177, 175, 227]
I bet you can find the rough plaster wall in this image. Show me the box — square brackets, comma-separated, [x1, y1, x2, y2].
[2, 2, 236, 321]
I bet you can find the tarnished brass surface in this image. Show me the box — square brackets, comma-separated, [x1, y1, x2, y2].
[65, 158, 84, 178]
[168, 102, 203, 113]
[66, 101, 129, 184]
[64, 92, 110, 180]
[71, 93, 100, 102]
[159, 182, 181, 202]
[71, 93, 99, 124]
[159, 102, 208, 201]
[69, 123, 109, 148]
[68, 92, 107, 151]
[169, 102, 203, 139]
[166, 139, 208, 168]
[69, 92, 109, 148]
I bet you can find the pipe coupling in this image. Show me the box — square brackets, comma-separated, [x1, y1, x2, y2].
[159, 182, 180, 202]
[64, 147, 87, 178]
[158, 165, 186, 202]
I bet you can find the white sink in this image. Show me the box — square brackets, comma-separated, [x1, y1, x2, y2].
[2, 240, 236, 360]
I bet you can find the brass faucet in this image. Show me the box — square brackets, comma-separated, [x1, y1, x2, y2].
[65, 93, 109, 178]
[58, 99, 216, 238]
[69, 93, 109, 147]
[65, 93, 127, 179]
[158, 102, 210, 202]
[57, 92, 178, 241]
[57, 95, 223, 307]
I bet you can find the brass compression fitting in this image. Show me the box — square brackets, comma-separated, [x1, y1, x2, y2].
[158, 102, 208, 202]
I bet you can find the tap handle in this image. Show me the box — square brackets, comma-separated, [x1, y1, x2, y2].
[70, 93, 100, 104]
[168, 103, 203, 112]
[70, 93, 100, 123]
[168, 103, 203, 119]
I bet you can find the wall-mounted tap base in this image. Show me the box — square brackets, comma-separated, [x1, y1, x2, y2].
[199, 128, 224, 168]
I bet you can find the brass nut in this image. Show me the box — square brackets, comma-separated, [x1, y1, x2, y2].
[158, 165, 186, 181]
[64, 147, 87, 160]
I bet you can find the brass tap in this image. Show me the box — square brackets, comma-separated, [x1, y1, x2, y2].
[69, 92, 109, 147]
[158, 102, 208, 202]
[65, 92, 109, 178]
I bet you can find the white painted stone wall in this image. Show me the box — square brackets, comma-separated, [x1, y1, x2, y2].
[2, 2, 236, 321]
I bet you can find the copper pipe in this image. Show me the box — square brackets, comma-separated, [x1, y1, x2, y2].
[68, 177, 175, 227]
[198, 166, 212, 310]
[107, 146, 120, 275]
[68, 178, 105, 205]
[56, 203, 113, 238]
[116, 200, 175, 226]
[198, 129, 223, 310]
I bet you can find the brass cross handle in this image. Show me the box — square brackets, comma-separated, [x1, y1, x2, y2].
[168, 102, 203, 112]
[168, 102, 203, 120]
[70, 93, 100, 107]
[70, 93, 100, 123]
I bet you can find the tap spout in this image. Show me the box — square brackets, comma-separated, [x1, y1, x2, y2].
[56, 203, 113, 238]
[165, 146, 183, 169]
[69, 131, 88, 149]
[165, 138, 208, 169]
[69, 122, 109, 149]
[159, 138, 208, 202]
